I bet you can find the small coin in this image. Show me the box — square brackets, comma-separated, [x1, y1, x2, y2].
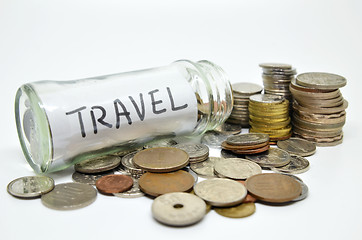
[194, 178, 247, 207]
[249, 94, 284, 104]
[144, 138, 178, 149]
[72, 170, 116, 185]
[277, 137, 316, 156]
[245, 173, 302, 203]
[215, 122, 242, 135]
[226, 133, 269, 146]
[232, 82, 263, 95]
[214, 202, 256, 218]
[113, 177, 144, 198]
[245, 148, 291, 168]
[74, 155, 121, 174]
[221, 141, 269, 150]
[296, 72, 346, 89]
[270, 155, 310, 174]
[95, 174, 133, 194]
[41, 182, 97, 210]
[121, 151, 145, 176]
[133, 147, 189, 173]
[259, 63, 292, 69]
[190, 157, 222, 178]
[174, 143, 209, 160]
[152, 192, 207, 226]
[7, 176, 54, 198]
[230, 144, 270, 155]
[214, 158, 262, 180]
[138, 170, 194, 197]
[201, 131, 230, 148]
[291, 177, 309, 201]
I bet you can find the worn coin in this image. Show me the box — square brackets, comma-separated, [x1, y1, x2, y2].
[277, 137, 316, 156]
[237, 180, 257, 203]
[259, 63, 292, 69]
[72, 170, 116, 185]
[245, 148, 291, 168]
[226, 133, 269, 146]
[201, 131, 229, 148]
[190, 157, 222, 178]
[296, 72, 346, 90]
[133, 147, 189, 173]
[7, 176, 54, 198]
[174, 143, 209, 159]
[227, 144, 270, 155]
[194, 178, 247, 207]
[41, 182, 97, 210]
[232, 82, 263, 95]
[138, 170, 194, 197]
[152, 192, 207, 226]
[249, 94, 284, 104]
[214, 202, 256, 218]
[215, 122, 242, 135]
[214, 158, 262, 180]
[95, 174, 133, 194]
[144, 138, 178, 149]
[271, 155, 310, 174]
[121, 151, 146, 176]
[291, 177, 309, 201]
[222, 141, 269, 150]
[246, 173, 302, 203]
[74, 155, 121, 174]
[113, 177, 144, 198]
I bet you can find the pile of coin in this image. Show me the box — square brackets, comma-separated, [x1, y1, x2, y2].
[248, 94, 292, 143]
[290, 72, 347, 146]
[227, 82, 263, 127]
[221, 133, 270, 155]
[174, 143, 209, 163]
[259, 63, 296, 109]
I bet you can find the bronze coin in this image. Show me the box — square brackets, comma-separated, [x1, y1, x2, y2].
[245, 173, 302, 203]
[231, 144, 270, 155]
[237, 181, 257, 203]
[95, 174, 133, 195]
[221, 141, 269, 151]
[133, 147, 189, 173]
[138, 170, 194, 197]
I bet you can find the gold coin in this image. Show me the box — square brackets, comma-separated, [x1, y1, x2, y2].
[249, 114, 289, 122]
[214, 202, 256, 218]
[133, 147, 189, 173]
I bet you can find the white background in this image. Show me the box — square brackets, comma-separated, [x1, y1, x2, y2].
[1, 0, 361, 239]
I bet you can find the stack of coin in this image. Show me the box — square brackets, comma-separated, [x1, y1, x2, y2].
[259, 63, 296, 109]
[248, 94, 292, 143]
[221, 133, 270, 155]
[227, 82, 263, 127]
[290, 72, 347, 146]
[174, 143, 209, 163]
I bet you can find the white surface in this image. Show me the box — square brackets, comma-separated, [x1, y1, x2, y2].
[1, 0, 361, 239]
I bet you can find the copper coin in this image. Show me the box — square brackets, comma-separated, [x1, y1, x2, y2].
[221, 141, 269, 151]
[133, 147, 189, 173]
[95, 174, 133, 194]
[245, 173, 302, 203]
[237, 180, 257, 203]
[231, 144, 270, 155]
[138, 170, 194, 197]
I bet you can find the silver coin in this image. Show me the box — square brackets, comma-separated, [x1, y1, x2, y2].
[74, 155, 121, 174]
[271, 155, 310, 174]
[194, 178, 247, 207]
[286, 175, 308, 201]
[232, 82, 263, 95]
[214, 158, 262, 180]
[174, 143, 209, 159]
[121, 151, 146, 176]
[190, 157, 222, 178]
[214, 122, 242, 135]
[221, 149, 243, 158]
[7, 176, 54, 198]
[72, 170, 115, 185]
[249, 94, 284, 104]
[144, 138, 178, 149]
[245, 148, 291, 168]
[41, 182, 97, 210]
[296, 72, 346, 90]
[182, 166, 198, 183]
[152, 192, 206, 226]
[113, 177, 144, 198]
[226, 133, 269, 146]
[259, 63, 292, 69]
[277, 137, 316, 156]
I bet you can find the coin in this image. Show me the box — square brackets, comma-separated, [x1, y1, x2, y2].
[237, 180, 257, 203]
[144, 138, 178, 149]
[95, 174, 133, 194]
[259, 63, 292, 69]
[213, 158, 262, 180]
[245, 148, 291, 168]
[201, 131, 229, 148]
[226, 133, 269, 146]
[133, 147, 189, 172]
[41, 182, 97, 210]
[152, 192, 206, 226]
[291, 177, 309, 201]
[174, 143, 209, 162]
[190, 157, 221, 178]
[232, 82, 263, 95]
[270, 155, 310, 174]
[214, 202, 256, 218]
[7, 176, 54, 198]
[138, 170, 194, 197]
[249, 94, 284, 104]
[214, 122, 242, 135]
[121, 151, 146, 176]
[231, 144, 270, 155]
[221, 141, 269, 150]
[74, 155, 121, 174]
[72, 170, 116, 185]
[277, 137, 316, 156]
[246, 173, 302, 203]
[296, 72, 346, 89]
[194, 178, 247, 207]
[113, 177, 144, 198]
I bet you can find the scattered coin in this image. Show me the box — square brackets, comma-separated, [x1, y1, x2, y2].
[41, 182, 97, 210]
[214, 202, 256, 218]
[113, 177, 145, 198]
[245, 173, 302, 203]
[174, 143, 209, 163]
[7, 176, 54, 198]
[121, 151, 146, 177]
[144, 138, 178, 149]
[215, 122, 242, 135]
[194, 178, 247, 207]
[277, 137, 316, 156]
[190, 157, 222, 178]
[95, 174, 133, 195]
[245, 148, 291, 168]
[138, 170, 194, 197]
[74, 155, 121, 174]
[152, 192, 207, 226]
[72, 170, 115, 185]
[201, 131, 229, 148]
[133, 147, 189, 172]
[213, 158, 262, 180]
[270, 155, 310, 174]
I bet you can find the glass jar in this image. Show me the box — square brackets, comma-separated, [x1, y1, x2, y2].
[15, 60, 233, 173]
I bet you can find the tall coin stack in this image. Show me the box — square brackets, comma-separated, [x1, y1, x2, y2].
[290, 72, 347, 146]
[227, 82, 263, 127]
[248, 94, 292, 143]
[259, 63, 296, 109]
